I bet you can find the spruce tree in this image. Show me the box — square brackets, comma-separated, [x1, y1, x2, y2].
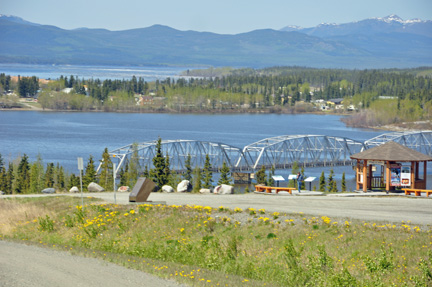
[267, 165, 275, 186]
[192, 166, 202, 193]
[6, 162, 14, 194]
[218, 161, 232, 185]
[341, 172, 346, 192]
[0, 153, 6, 193]
[149, 137, 168, 191]
[16, 154, 31, 193]
[45, 163, 54, 188]
[184, 154, 192, 181]
[127, 143, 140, 187]
[99, 147, 113, 191]
[255, 165, 267, 185]
[332, 180, 338, 193]
[84, 155, 97, 190]
[202, 154, 213, 188]
[319, 171, 326, 192]
[327, 169, 334, 192]
[29, 156, 44, 193]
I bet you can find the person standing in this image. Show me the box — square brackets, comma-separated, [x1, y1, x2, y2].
[297, 172, 303, 193]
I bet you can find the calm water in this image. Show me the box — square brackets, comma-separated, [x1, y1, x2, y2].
[0, 63, 190, 81]
[0, 111, 384, 173]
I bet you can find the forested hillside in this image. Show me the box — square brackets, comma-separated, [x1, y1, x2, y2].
[1, 67, 431, 129]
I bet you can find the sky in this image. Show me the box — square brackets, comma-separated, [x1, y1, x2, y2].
[1, 0, 431, 34]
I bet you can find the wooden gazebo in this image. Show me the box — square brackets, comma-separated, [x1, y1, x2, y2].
[350, 141, 432, 192]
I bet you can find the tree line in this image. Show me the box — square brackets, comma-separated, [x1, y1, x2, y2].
[0, 138, 233, 194]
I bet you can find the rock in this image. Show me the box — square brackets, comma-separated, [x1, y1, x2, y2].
[69, 186, 79, 193]
[162, 185, 174, 193]
[117, 186, 130, 192]
[0, 191, 5, 195]
[88, 182, 105, 192]
[177, 180, 192, 192]
[214, 184, 234, 194]
[199, 188, 212, 194]
[41, 188, 56, 194]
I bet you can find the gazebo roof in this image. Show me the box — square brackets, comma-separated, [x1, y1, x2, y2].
[350, 141, 432, 162]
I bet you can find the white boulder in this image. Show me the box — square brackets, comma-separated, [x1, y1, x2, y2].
[88, 182, 105, 192]
[177, 180, 192, 192]
[214, 184, 234, 194]
[162, 185, 175, 193]
[69, 186, 79, 193]
[199, 188, 212, 194]
[117, 186, 130, 192]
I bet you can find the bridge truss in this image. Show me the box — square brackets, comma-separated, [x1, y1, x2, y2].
[364, 131, 432, 155]
[108, 139, 245, 174]
[236, 135, 365, 169]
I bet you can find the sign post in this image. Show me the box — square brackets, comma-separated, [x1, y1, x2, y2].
[77, 157, 84, 209]
[113, 163, 117, 204]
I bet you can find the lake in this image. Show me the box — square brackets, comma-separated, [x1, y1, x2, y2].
[0, 111, 384, 174]
[0, 63, 191, 81]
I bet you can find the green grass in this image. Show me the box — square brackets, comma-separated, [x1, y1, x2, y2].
[1, 197, 431, 286]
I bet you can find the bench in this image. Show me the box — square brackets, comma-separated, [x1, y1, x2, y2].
[255, 185, 296, 194]
[402, 188, 432, 197]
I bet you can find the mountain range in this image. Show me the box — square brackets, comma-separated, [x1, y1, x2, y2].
[0, 14, 431, 69]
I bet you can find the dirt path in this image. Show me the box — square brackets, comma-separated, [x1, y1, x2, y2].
[0, 241, 184, 287]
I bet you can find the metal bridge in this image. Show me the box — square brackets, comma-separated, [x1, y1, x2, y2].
[104, 131, 432, 174]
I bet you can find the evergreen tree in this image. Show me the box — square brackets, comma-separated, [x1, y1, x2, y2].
[267, 165, 275, 186]
[0, 153, 6, 193]
[68, 174, 80, 189]
[341, 172, 346, 192]
[45, 163, 55, 188]
[300, 166, 306, 190]
[184, 154, 192, 181]
[84, 155, 97, 190]
[319, 171, 326, 192]
[119, 166, 127, 186]
[192, 166, 202, 193]
[29, 155, 44, 193]
[332, 180, 338, 193]
[202, 154, 213, 188]
[5, 162, 14, 194]
[327, 169, 334, 192]
[149, 137, 168, 191]
[16, 154, 30, 193]
[255, 165, 267, 185]
[218, 161, 232, 185]
[57, 165, 65, 189]
[99, 147, 113, 191]
[164, 152, 171, 186]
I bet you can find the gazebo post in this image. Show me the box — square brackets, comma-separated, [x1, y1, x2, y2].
[363, 159, 368, 192]
[411, 161, 416, 189]
[385, 161, 391, 191]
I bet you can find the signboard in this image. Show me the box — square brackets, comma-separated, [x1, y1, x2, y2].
[77, 157, 83, 171]
[272, 175, 285, 181]
[369, 160, 384, 165]
[390, 164, 401, 186]
[401, 166, 411, 186]
[304, 177, 316, 182]
[288, 174, 297, 180]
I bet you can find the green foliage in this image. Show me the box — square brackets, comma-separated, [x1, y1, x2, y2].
[38, 215, 54, 232]
[218, 161, 232, 185]
[255, 166, 267, 185]
[149, 137, 169, 191]
[16, 154, 30, 193]
[341, 172, 346, 192]
[83, 155, 97, 190]
[183, 154, 192, 181]
[319, 171, 326, 192]
[192, 166, 202, 193]
[98, 147, 113, 191]
[327, 169, 335, 192]
[202, 154, 213, 189]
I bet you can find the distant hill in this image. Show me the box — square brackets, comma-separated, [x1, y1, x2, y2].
[0, 14, 431, 68]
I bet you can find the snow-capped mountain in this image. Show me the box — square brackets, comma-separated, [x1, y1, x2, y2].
[281, 14, 432, 38]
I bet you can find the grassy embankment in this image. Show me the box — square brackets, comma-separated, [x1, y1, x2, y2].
[1, 196, 431, 286]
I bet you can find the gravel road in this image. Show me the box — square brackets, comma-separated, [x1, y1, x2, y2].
[0, 240, 184, 287]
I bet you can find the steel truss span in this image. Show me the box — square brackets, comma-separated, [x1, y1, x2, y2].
[108, 140, 245, 174]
[237, 135, 365, 170]
[364, 131, 432, 155]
